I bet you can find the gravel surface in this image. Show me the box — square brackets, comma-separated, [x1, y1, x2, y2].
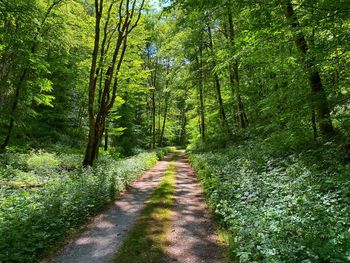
[46, 156, 171, 263]
[165, 153, 226, 263]
[44, 153, 225, 263]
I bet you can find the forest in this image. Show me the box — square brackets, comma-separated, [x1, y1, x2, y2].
[0, 0, 350, 262]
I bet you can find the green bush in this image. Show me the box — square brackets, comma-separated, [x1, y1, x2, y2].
[189, 141, 350, 263]
[0, 151, 161, 262]
[154, 146, 176, 159]
[26, 152, 59, 173]
[57, 153, 82, 171]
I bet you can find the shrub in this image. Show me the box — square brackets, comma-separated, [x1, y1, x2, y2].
[26, 152, 59, 173]
[154, 146, 176, 159]
[0, 151, 161, 262]
[189, 142, 350, 263]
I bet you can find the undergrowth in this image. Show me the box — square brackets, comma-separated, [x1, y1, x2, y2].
[189, 139, 350, 262]
[0, 147, 174, 262]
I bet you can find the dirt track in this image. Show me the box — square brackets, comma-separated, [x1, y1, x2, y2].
[49, 156, 171, 263]
[165, 153, 225, 263]
[46, 153, 226, 263]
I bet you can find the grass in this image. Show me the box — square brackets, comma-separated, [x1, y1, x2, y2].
[216, 226, 239, 263]
[114, 161, 176, 263]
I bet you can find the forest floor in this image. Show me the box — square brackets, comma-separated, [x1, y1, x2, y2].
[44, 151, 226, 263]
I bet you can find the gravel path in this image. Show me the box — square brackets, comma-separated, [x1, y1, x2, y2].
[165, 153, 226, 263]
[47, 156, 171, 263]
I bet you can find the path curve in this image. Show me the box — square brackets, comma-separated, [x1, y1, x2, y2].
[165, 153, 225, 263]
[46, 156, 171, 263]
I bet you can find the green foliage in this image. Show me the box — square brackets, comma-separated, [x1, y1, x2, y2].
[154, 146, 175, 159]
[189, 141, 350, 262]
[0, 0, 349, 261]
[0, 150, 161, 262]
[26, 152, 59, 173]
[101, 147, 122, 160]
[0, 0, 91, 148]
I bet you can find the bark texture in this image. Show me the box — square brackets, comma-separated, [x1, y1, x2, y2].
[282, 0, 334, 136]
[84, 0, 145, 166]
[226, 5, 247, 129]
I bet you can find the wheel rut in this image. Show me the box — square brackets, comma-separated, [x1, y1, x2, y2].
[165, 153, 225, 263]
[45, 153, 226, 263]
[47, 155, 171, 263]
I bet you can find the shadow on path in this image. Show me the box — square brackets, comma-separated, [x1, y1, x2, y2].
[165, 153, 226, 263]
[46, 156, 172, 263]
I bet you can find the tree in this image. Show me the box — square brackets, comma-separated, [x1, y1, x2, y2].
[206, 24, 230, 134]
[83, 0, 145, 166]
[225, 0, 247, 129]
[0, 0, 65, 150]
[280, 0, 334, 136]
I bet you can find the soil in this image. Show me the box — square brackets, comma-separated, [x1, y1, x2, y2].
[44, 153, 226, 263]
[47, 156, 171, 263]
[164, 153, 225, 263]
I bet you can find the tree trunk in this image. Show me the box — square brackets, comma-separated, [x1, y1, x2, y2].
[104, 127, 108, 151]
[158, 95, 161, 137]
[180, 107, 187, 145]
[83, 0, 103, 167]
[1, 69, 27, 150]
[281, 0, 334, 136]
[83, 119, 104, 166]
[198, 79, 205, 140]
[159, 94, 169, 147]
[146, 95, 152, 148]
[146, 45, 158, 150]
[207, 25, 230, 133]
[311, 109, 317, 140]
[226, 7, 247, 129]
[214, 76, 228, 128]
[195, 42, 205, 141]
[151, 90, 156, 149]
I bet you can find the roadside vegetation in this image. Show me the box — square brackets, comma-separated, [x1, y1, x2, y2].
[0, 148, 173, 262]
[189, 139, 350, 262]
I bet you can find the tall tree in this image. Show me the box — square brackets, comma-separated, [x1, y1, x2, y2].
[281, 0, 334, 136]
[225, 1, 247, 129]
[0, 0, 64, 150]
[207, 24, 230, 134]
[83, 0, 145, 166]
[195, 44, 205, 141]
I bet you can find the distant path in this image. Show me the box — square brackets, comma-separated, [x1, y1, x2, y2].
[165, 152, 225, 263]
[46, 155, 172, 263]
